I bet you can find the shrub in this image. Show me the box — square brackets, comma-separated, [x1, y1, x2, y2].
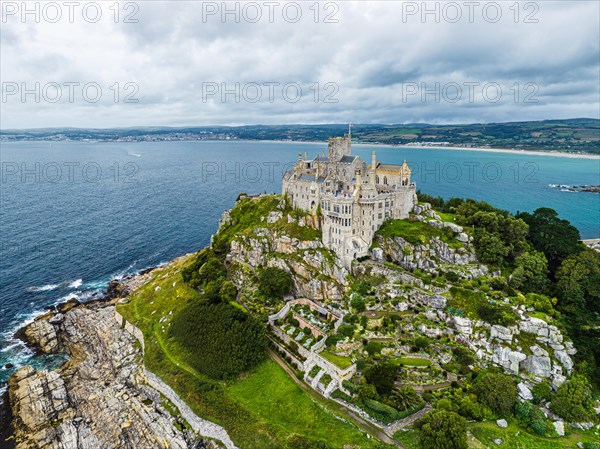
[476, 303, 518, 326]
[531, 381, 552, 404]
[473, 373, 517, 417]
[419, 410, 468, 449]
[365, 341, 383, 356]
[445, 271, 459, 282]
[219, 281, 238, 302]
[169, 301, 267, 379]
[515, 400, 548, 436]
[550, 375, 594, 422]
[413, 336, 430, 350]
[488, 276, 508, 291]
[258, 267, 293, 298]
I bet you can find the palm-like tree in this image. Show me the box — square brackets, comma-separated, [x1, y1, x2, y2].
[390, 386, 421, 411]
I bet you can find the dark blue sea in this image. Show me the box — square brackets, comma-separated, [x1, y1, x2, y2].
[1, 140, 599, 392]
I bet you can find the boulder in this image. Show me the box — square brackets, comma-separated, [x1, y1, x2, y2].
[457, 232, 470, 243]
[518, 382, 534, 401]
[371, 247, 384, 262]
[452, 316, 472, 336]
[496, 419, 508, 428]
[553, 421, 565, 436]
[554, 349, 574, 373]
[522, 353, 552, 377]
[490, 325, 513, 342]
[428, 294, 447, 309]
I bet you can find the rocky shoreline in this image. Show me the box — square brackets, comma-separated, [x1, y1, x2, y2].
[1, 265, 221, 449]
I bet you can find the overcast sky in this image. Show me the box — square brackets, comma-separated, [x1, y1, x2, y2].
[1, 0, 599, 128]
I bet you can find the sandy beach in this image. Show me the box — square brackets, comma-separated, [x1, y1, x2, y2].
[391, 145, 600, 160]
[256, 139, 599, 160]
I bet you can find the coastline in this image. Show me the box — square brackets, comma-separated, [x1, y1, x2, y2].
[4, 138, 599, 159]
[245, 139, 600, 159]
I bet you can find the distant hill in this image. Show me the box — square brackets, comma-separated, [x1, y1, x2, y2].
[1, 119, 598, 155]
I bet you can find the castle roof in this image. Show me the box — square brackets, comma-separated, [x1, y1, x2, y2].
[339, 155, 357, 164]
[298, 174, 327, 183]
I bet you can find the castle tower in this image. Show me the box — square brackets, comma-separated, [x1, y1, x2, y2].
[327, 136, 351, 160]
[353, 168, 362, 198]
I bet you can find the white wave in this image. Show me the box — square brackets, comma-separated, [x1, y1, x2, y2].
[68, 279, 83, 288]
[57, 292, 79, 302]
[26, 284, 60, 292]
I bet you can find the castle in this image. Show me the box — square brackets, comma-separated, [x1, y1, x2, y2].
[282, 135, 417, 268]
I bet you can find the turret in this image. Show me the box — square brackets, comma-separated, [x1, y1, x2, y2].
[370, 151, 377, 185]
[353, 168, 362, 198]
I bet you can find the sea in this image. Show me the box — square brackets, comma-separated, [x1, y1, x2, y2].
[1, 140, 599, 394]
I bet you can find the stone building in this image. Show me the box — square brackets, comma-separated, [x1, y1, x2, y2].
[282, 135, 417, 268]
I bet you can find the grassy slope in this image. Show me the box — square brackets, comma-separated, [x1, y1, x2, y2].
[320, 349, 354, 369]
[117, 254, 382, 449]
[376, 218, 464, 249]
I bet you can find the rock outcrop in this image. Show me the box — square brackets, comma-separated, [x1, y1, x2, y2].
[229, 227, 348, 301]
[7, 301, 209, 449]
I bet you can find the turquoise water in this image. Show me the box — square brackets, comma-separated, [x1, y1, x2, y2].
[0, 140, 598, 387]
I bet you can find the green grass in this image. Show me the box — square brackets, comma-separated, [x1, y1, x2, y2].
[392, 429, 421, 449]
[117, 254, 383, 449]
[396, 357, 432, 367]
[227, 358, 374, 446]
[377, 219, 463, 249]
[320, 350, 354, 369]
[437, 212, 457, 223]
[214, 195, 320, 248]
[470, 421, 600, 449]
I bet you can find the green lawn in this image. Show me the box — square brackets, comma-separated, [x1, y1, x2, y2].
[117, 254, 384, 449]
[396, 357, 432, 367]
[320, 349, 354, 369]
[392, 429, 421, 449]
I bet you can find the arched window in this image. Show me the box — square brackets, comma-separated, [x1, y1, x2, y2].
[384, 176, 388, 185]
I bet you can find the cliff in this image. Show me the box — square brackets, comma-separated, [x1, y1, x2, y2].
[6, 294, 217, 449]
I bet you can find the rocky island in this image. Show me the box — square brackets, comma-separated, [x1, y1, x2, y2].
[3, 142, 600, 449]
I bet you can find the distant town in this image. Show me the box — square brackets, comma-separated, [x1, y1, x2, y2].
[2, 119, 599, 155]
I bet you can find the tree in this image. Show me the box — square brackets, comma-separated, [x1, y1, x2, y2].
[219, 281, 238, 302]
[391, 386, 421, 411]
[510, 251, 549, 293]
[351, 295, 366, 312]
[517, 208, 582, 275]
[258, 267, 293, 298]
[365, 341, 383, 356]
[358, 383, 379, 401]
[555, 248, 600, 312]
[419, 410, 468, 449]
[473, 373, 517, 417]
[365, 362, 398, 396]
[413, 335, 430, 351]
[473, 231, 509, 265]
[550, 375, 594, 422]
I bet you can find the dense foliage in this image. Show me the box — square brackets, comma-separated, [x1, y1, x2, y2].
[419, 410, 468, 449]
[365, 362, 398, 396]
[258, 267, 293, 298]
[473, 373, 517, 417]
[550, 375, 595, 422]
[169, 301, 268, 379]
